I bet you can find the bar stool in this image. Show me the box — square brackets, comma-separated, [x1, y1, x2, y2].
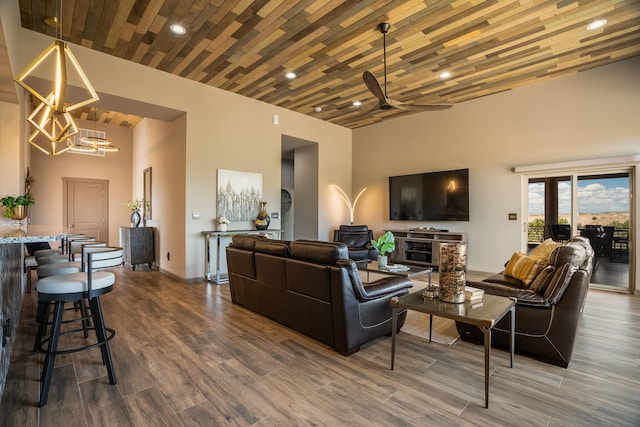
[36, 241, 106, 279]
[31, 233, 86, 258]
[35, 246, 123, 407]
[34, 242, 108, 343]
[36, 237, 95, 265]
[25, 256, 38, 293]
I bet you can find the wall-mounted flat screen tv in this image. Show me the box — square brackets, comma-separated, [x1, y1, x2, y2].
[389, 168, 469, 221]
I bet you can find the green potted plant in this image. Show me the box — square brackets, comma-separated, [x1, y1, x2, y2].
[0, 194, 35, 221]
[371, 231, 395, 268]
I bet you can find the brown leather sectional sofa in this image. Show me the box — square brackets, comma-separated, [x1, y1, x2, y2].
[226, 236, 414, 355]
[456, 236, 594, 367]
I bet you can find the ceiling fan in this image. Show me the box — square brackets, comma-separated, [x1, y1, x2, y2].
[363, 23, 453, 112]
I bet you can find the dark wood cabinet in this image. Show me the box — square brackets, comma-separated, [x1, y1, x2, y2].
[119, 226, 154, 270]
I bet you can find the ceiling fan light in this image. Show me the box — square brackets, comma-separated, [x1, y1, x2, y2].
[586, 19, 607, 30]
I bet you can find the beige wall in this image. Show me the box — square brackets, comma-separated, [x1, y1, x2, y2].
[133, 116, 187, 278]
[0, 6, 28, 212]
[28, 117, 134, 245]
[353, 56, 640, 276]
[8, 26, 352, 280]
[0, 101, 22, 221]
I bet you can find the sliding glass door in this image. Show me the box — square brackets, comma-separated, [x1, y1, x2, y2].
[576, 173, 631, 290]
[527, 170, 633, 292]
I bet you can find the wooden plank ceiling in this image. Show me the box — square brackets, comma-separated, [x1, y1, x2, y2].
[18, 0, 640, 129]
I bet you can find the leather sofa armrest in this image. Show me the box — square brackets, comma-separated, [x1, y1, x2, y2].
[361, 277, 413, 300]
[465, 279, 550, 307]
[336, 259, 412, 302]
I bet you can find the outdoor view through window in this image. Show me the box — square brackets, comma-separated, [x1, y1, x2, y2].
[528, 173, 631, 290]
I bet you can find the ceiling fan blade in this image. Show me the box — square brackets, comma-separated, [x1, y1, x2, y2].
[363, 71, 387, 102]
[393, 102, 453, 111]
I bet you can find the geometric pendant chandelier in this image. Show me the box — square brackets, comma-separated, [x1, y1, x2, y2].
[14, 40, 99, 113]
[14, 38, 99, 156]
[69, 107, 120, 154]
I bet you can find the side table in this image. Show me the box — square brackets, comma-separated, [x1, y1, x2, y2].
[202, 229, 282, 283]
[391, 291, 516, 408]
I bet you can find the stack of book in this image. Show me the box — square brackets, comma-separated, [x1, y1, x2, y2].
[465, 286, 484, 307]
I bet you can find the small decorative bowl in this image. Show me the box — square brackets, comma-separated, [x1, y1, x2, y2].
[422, 285, 439, 300]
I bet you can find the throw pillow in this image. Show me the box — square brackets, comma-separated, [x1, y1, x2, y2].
[529, 238, 562, 260]
[529, 265, 555, 293]
[504, 252, 547, 286]
[543, 263, 578, 304]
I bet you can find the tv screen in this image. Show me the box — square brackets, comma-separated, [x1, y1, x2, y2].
[389, 169, 469, 221]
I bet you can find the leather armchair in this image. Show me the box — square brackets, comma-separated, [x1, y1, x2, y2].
[332, 225, 378, 261]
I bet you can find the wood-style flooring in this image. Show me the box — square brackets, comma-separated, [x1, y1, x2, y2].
[1, 267, 639, 426]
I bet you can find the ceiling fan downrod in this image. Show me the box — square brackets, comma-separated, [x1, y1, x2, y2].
[378, 22, 390, 98]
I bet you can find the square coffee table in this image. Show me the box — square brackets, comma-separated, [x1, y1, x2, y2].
[391, 290, 516, 408]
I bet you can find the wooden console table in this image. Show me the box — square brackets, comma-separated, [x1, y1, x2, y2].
[202, 229, 282, 284]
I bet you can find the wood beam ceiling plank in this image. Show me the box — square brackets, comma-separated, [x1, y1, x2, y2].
[134, 0, 165, 35]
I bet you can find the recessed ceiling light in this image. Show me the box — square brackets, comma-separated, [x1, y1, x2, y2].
[352, 101, 362, 107]
[170, 24, 186, 35]
[586, 19, 607, 31]
[314, 107, 322, 112]
[439, 71, 452, 79]
[285, 72, 297, 79]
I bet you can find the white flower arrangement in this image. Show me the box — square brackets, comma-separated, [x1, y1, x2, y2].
[215, 216, 230, 225]
[125, 199, 143, 212]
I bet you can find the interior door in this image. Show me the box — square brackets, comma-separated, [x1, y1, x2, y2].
[63, 178, 109, 242]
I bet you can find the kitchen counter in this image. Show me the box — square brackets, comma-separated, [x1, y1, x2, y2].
[0, 225, 66, 243]
[0, 226, 66, 404]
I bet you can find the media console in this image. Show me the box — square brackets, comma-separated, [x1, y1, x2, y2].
[386, 229, 467, 268]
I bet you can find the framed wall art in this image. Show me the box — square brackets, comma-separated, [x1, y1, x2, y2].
[216, 169, 262, 222]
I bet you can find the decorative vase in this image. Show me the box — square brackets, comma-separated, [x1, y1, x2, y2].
[217, 223, 228, 232]
[130, 210, 141, 227]
[9, 206, 28, 226]
[378, 255, 388, 268]
[10, 206, 28, 221]
[254, 201, 270, 230]
[438, 242, 467, 303]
